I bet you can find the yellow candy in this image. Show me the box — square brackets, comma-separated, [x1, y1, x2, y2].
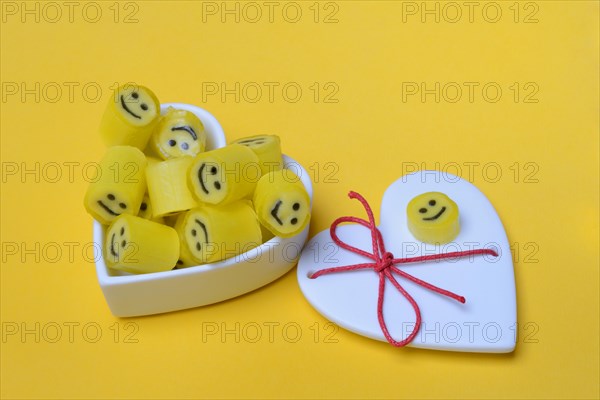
[232, 135, 283, 175]
[137, 194, 165, 224]
[146, 156, 162, 166]
[188, 144, 260, 205]
[174, 202, 262, 265]
[146, 156, 198, 218]
[150, 107, 207, 160]
[253, 170, 310, 238]
[84, 146, 147, 225]
[99, 84, 160, 149]
[406, 192, 460, 244]
[104, 214, 179, 274]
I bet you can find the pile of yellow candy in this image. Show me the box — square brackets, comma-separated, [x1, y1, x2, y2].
[84, 85, 310, 274]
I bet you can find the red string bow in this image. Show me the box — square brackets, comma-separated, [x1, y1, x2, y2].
[310, 191, 498, 347]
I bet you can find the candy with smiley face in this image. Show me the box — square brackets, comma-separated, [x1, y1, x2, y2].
[84, 146, 147, 225]
[188, 144, 260, 206]
[146, 156, 198, 218]
[104, 214, 179, 274]
[252, 169, 311, 238]
[231, 135, 283, 175]
[150, 107, 207, 160]
[406, 192, 460, 244]
[174, 202, 262, 265]
[99, 84, 160, 150]
[137, 194, 165, 224]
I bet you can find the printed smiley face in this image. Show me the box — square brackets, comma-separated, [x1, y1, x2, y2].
[188, 145, 259, 206]
[196, 161, 227, 203]
[105, 218, 134, 266]
[268, 196, 309, 236]
[116, 85, 159, 126]
[406, 192, 460, 244]
[151, 108, 206, 159]
[234, 136, 268, 148]
[105, 214, 180, 274]
[174, 203, 262, 265]
[184, 212, 210, 263]
[253, 170, 311, 238]
[100, 85, 160, 149]
[87, 187, 140, 225]
[84, 146, 147, 225]
[174, 209, 209, 266]
[232, 135, 283, 175]
[98, 193, 128, 218]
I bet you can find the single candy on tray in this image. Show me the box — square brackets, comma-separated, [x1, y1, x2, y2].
[84, 146, 147, 225]
[231, 134, 283, 175]
[188, 144, 260, 206]
[253, 169, 310, 238]
[99, 84, 160, 150]
[406, 191, 460, 244]
[150, 107, 206, 160]
[174, 201, 262, 265]
[146, 156, 198, 218]
[104, 214, 179, 274]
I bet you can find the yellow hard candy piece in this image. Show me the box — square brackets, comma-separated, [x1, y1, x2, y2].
[137, 194, 165, 224]
[146, 156, 198, 218]
[253, 170, 310, 238]
[232, 135, 283, 175]
[406, 192, 460, 244]
[188, 144, 260, 206]
[104, 214, 179, 274]
[174, 202, 262, 265]
[84, 146, 147, 225]
[150, 107, 206, 160]
[99, 84, 160, 149]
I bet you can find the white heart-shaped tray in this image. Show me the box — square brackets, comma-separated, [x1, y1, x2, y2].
[94, 103, 313, 317]
[297, 171, 516, 352]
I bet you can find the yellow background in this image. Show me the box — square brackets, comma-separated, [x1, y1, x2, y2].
[1, 1, 598, 398]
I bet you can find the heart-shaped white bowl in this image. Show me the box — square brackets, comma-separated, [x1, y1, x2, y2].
[297, 171, 515, 352]
[93, 103, 313, 317]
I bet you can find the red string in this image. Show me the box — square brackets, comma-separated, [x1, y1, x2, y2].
[310, 191, 498, 347]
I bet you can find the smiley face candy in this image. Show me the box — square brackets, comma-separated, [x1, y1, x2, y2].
[99, 84, 160, 150]
[174, 202, 262, 265]
[150, 107, 207, 160]
[253, 169, 310, 238]
[105, 214, 179, 274]
[84, 146, 147, 225]
[146, 156, 198, 217]
[188, 144, 260, 206]
[406, 192, 460, 244]
[232, 135, 283, 175]
[137, 194, 165, 224]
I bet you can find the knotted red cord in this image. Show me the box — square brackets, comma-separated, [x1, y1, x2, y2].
[310, 191, 498, 347]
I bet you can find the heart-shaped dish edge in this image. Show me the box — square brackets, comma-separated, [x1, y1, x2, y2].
[296, 171, 516, 352]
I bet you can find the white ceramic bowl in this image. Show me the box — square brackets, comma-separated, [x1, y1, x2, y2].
[93, 103, 313, 317]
